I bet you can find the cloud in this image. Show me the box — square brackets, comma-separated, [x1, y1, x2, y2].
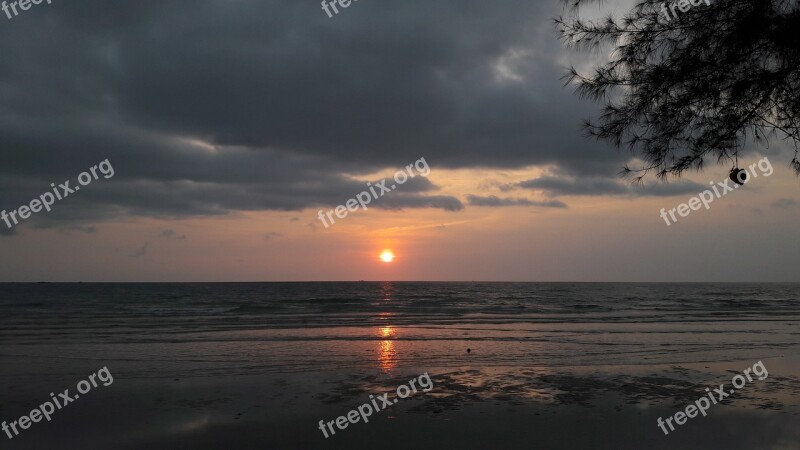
[160, 229, 187, 240]
[0, 0, 650, 226]
[375, 195, 465, 212]
[466, 195, 567, 208]
[129, 242, 148, 258]
[504, 175, 707, 197]
[514, 176, 630, 196]
[264, 232, 283, 240]
[771, 198, 797, 209]
[633, 181, 711, 197]
[61, 226, 97, 234]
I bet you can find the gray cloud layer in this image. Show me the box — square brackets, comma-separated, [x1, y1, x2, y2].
[504, 176, 708, 197]
[466, 195, 567, 208]
[0, 0, 633, 228]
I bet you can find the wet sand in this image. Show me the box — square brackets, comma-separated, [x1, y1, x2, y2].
[2, 358, 798, 449]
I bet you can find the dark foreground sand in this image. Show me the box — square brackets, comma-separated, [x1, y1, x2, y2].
[2, 358, 798, 450]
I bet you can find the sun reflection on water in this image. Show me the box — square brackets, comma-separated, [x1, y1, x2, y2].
[377, 325, 397, 372]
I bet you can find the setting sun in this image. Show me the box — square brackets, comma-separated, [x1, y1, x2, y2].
[379, 250, 395, 263]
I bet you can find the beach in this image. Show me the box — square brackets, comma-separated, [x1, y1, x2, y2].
[1, 282, 798, 449]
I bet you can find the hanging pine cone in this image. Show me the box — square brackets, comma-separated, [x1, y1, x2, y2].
[729, 168, 748, 186]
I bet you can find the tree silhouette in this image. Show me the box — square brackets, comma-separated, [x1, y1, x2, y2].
[556, 0, 800, 180]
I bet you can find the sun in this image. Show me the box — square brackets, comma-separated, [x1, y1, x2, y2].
[379, 249, 395, 263]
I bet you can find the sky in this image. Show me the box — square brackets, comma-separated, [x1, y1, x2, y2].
[0, 0, 798, 282]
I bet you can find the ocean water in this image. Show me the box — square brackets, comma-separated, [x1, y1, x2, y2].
[1, 282, 798, 380]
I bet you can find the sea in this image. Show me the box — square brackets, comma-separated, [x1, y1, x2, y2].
[1, 282, 797, 380]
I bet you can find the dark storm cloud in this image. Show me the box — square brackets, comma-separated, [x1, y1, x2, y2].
[466, 195, 567, 208]
[0, 0, 624, 226]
